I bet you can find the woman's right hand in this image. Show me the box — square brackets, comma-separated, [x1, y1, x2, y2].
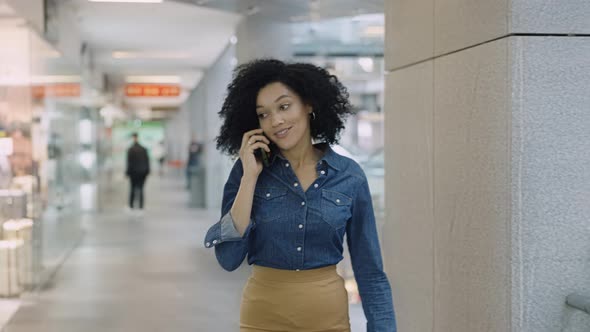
[239, 128, 271, 179]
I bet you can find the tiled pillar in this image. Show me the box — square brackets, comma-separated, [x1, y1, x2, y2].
[383, 1, 590, 331]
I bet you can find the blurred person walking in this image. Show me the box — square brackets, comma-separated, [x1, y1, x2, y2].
[126, 133, 150, 214]
[153, 140, 166, 176]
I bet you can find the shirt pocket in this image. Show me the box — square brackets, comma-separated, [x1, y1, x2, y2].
[253, 187, 288, 224]
[320, 189, 352, 230]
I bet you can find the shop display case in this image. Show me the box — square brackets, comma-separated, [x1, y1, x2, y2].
[0, 239, 23, 297]
[0, 19, 99, 297]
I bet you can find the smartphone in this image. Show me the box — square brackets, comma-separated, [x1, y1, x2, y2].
[253, 130, 270, 167]
[254, 148, 270, 167]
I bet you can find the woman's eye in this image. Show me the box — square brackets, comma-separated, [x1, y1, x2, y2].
[279, 104, 290, 111]
[257, 113, 268, 119]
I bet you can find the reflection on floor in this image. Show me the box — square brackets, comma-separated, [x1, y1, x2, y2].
[2, 175, 365, 331]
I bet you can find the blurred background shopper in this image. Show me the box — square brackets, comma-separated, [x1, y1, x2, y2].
[126, 133, 150, 213]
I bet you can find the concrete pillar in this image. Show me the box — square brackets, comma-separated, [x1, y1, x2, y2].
[185, 16, 292, 210]
[201, 45, 236, 209]
[383, 1, 590, 331]
[164, 103, 191, 168]
[235, 16, 292, 64]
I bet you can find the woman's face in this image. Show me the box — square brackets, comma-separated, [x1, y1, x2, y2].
[256, 82, 312, 152]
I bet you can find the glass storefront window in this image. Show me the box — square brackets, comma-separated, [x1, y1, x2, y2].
[0, 20, 101, 295]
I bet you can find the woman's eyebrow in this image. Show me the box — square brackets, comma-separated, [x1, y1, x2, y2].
[256, 94, 291, 109]
[274, 94, 290, 103]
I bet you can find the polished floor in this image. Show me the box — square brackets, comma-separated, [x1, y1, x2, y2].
[2, 175, 365, 331]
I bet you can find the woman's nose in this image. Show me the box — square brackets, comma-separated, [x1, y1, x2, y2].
[271, 114, 284, 127]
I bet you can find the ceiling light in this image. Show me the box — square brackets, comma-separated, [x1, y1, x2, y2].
[112, 51, 192, 59]
[363, 26, 385, 37]
[88, 0, 163, 3]
[112, 51, 138, 59]
[30, 75, 82, 84]
[125, 76, 181, 84]
[358, 57, 374, 73]
[351, 13, 384, 23]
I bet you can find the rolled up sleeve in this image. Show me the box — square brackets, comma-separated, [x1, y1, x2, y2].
[204, 212, 255, 247]
[203, 159, 255, 271]
[220, 212, 247, 240]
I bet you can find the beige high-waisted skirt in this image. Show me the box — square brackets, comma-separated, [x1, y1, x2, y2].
[240, 265, 351, 332]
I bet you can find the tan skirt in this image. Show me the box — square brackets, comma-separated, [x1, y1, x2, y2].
[240, 265, 351, 332]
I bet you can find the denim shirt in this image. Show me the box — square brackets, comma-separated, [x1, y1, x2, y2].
[204, 144, 396, 331]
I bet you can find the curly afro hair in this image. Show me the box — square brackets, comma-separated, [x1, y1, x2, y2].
[216, 59, 354, 156]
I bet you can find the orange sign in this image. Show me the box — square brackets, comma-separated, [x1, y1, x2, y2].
[125, 84, 181, 97]
[32, 84, 81, 99]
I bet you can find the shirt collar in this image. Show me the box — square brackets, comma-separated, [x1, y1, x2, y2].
[270, 142, 342, 171]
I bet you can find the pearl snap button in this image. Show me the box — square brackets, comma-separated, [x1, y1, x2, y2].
[320, 170, 326, 175]
[285, 163, 290, 167]
[336, 199, 340, 203]
[301, 202, 305, 206]
[297, 247, 302, 251]
[294, 183, 299, 187]
[206, 242, 211, 247]
[299, 224, 303, 229]
[212, 240, 218, 244]
[266, 193, 271, 197]
[314, 184, 318, 188]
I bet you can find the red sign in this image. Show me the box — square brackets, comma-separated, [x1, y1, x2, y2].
[32, 84, 81, 99]
[125, 84, 181, 97]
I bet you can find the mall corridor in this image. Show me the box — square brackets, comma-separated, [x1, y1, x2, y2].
[1, 175, 364, 331]
[1, 0, 589, 330]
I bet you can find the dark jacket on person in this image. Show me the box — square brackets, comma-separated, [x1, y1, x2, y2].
[126, 143, 150, 177]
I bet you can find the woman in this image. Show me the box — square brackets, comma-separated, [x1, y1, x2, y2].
[204, 59, 396, 332]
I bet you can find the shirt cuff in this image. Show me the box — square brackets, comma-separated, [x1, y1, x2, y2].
[204, 212, 255, 248]
[220, 212, 242, 240]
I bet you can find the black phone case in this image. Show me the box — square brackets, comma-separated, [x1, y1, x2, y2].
[254, 148, 270, 167]
[253, 130, 270, 167]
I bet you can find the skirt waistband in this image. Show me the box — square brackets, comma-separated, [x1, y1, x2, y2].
[251, 265, 339, 283]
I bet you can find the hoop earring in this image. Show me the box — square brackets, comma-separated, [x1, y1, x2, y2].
[310, 112, 316, 121]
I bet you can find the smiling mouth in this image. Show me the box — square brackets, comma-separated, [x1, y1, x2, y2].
[275, 127, 291, 138]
